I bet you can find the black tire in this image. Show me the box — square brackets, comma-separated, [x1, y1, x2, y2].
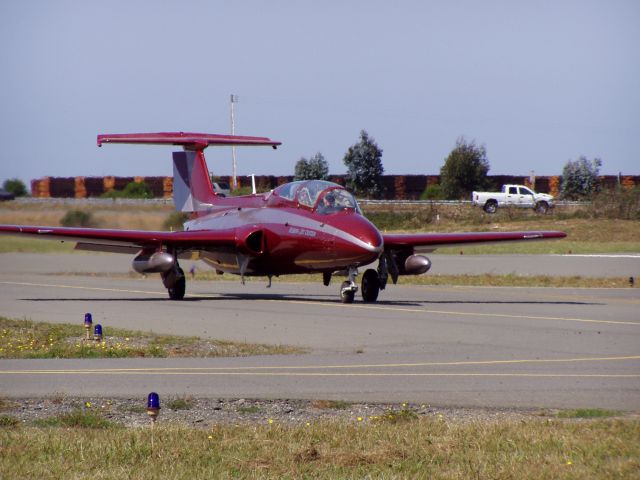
[483, 201, 498, 214]
[340, 280, 355, 304]
[361, 269, 380, 303]
[168, 268, 186, 300]
[535, 201, 549, 214]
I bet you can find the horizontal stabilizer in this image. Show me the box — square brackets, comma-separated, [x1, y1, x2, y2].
[97, 132, 281, 150]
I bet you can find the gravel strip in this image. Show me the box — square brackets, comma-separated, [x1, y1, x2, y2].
[2, 396, 555, 428]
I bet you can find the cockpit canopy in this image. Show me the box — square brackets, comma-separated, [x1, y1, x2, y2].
[272, 180, 361, 215]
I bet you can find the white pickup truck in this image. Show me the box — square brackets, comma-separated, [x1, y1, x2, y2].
[471, 184, 555, 214]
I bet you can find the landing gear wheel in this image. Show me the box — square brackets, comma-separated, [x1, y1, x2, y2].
[340, 281, 355, 304]
[535, 201, 549, 214]
[361, 269, 380, 303]
[168, 267, 186, 300]
[483, 201, 497, 214]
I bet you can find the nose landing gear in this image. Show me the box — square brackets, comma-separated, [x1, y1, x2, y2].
[338, 266, 383, 303]
[340, 266, 359, 303]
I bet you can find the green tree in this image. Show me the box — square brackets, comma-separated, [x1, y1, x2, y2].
[101, 181, 153, 199]
[420, 184, 444, 200]
[343, 130, 384, 198]
[440, 137, 490, 200]
[561, 156, 602, 199]
[294, 152, 329, 181]
[2, 178, 28, 197]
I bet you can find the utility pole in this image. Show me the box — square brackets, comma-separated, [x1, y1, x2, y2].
[230, 94, 238, 190]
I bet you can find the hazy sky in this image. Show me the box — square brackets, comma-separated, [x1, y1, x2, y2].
[1, 0, 638, 186]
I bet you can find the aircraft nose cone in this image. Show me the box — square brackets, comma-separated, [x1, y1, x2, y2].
[348, 216, 383, 254]
[361, 222, 383, 252]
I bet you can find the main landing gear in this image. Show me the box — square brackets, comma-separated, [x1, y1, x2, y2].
[361, 269, 380, 303]
[162, 263, 186, 300]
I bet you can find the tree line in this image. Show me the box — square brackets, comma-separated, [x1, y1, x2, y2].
[294, 131, 611, 200]
[1, 133, 622, 201]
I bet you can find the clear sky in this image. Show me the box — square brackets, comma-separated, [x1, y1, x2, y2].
[1, 0, 638, 187]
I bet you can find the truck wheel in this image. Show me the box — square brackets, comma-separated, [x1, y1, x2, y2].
[483, 201, 498, 214]
[535, 201, 549, 214]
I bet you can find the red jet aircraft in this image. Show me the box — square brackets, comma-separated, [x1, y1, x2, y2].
[0, 132, 566, 303]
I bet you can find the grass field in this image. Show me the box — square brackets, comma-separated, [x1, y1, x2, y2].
[1, 414, 637, 479]
[0, 316, 303, 359]
[1, 200, 639, 254]
[183, 271, 636, 289]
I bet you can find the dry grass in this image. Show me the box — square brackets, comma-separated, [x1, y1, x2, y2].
[0, 316, 304, 359]
[184, 271, 637, 289]
[1, 201, 639, 255]
[1, 416, 637, 479]
[0, 201, 173, 230]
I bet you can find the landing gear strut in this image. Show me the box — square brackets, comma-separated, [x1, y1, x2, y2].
[340, 266, 358, 303]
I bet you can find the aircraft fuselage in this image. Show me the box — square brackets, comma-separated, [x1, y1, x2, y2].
[186, 203, 383, 276]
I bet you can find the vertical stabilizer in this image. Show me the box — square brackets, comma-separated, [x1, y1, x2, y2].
[172, 151, 217, 212]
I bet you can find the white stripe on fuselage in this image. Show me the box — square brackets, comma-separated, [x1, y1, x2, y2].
[185, 207, 382, 253]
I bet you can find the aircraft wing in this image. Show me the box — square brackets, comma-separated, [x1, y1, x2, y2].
[0, 225, 237, 254]
[382, 231, 566, 253]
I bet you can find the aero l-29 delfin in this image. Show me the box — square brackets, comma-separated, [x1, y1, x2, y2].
[0, 132, 566, 303]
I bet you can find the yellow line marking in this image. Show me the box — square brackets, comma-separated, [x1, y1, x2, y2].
[1, 371, 638, 378]
[0, 281, 166, 297]
[2, 356, 639, 375]
[262, 299, 640, 326]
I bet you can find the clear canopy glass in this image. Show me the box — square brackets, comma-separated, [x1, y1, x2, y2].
[273, 180, 361, 214]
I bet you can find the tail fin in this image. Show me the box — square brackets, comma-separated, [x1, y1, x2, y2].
[172, 150, 217, 212]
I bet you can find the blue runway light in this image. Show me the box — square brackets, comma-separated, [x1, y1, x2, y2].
[94, 324, 103, 341]
[147, 392, 160, 422]
[84, 313, 93, 339]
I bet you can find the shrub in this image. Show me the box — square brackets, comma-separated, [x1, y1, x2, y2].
[102, 181, 153, 199]
[2, 178, 28, 197]
[561, 156, 602, 200]
[420, 184, 444, 200]
[163, 212, 190, 231]
[32, 409, 116, 429]
[60, 210, 98, 227]
[230, 186, 254, 196]
[0, 415, 19, 428]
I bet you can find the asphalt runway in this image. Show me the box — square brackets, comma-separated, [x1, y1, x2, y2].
[1, 253, 639, 410]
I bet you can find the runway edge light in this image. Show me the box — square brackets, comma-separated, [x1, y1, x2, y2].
[147, 392, 160, 423]
[94, 324, 103, 342]
[84, 313, 92, 340]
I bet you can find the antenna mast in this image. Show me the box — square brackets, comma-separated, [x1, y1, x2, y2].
[230, 94, 238, 190]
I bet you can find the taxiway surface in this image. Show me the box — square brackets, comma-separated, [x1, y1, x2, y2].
[1, 253, 639, 410]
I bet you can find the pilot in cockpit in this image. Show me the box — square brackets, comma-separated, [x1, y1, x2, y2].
[317, 191, 336, 214]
